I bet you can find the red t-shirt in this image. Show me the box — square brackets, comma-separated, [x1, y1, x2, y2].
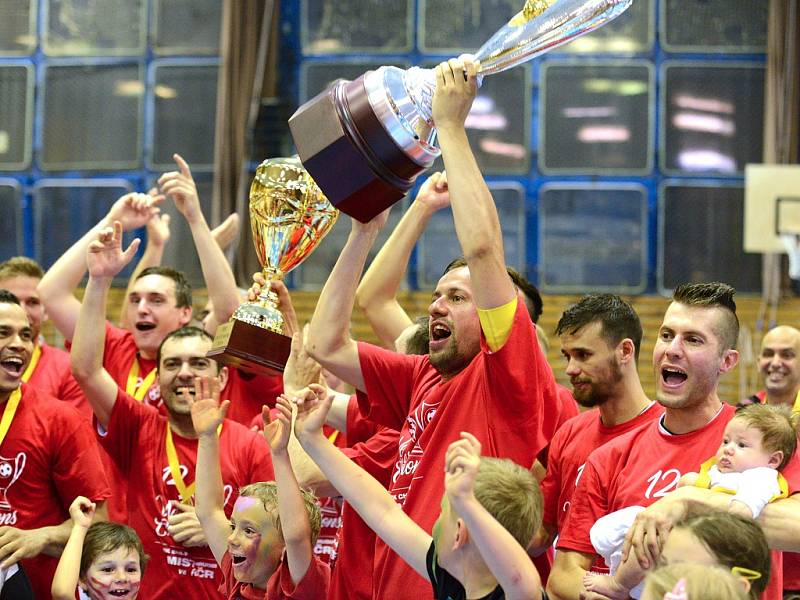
[222, 370, 283, 426]
[25, 342, 90, 419]
[99, 389, 274, 599]
[218, 550, 330, 599]
[346, 392, 383, 445]
[559, 403, 800, 600]
[312, 427, 347, 566]
[102, 322, 160, 405]
[541, 402, 664, 532]
[357, 300, 559, 600]
[1, 384, 110, 600]
[536, 384, 580, 470]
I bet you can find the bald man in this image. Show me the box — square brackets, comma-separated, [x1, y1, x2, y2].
[742, 326, 800, 409]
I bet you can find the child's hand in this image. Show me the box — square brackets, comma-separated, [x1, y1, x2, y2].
[68, 496, 96, 529]
[445, 432, 482, 504]
[292, 383, 332, 441]
[264, 396, 293, 455]
[190, 376, 229, 436]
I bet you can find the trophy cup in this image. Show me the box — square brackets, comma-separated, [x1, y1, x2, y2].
[289, 0, 633, 222]
[208, 156, 338, 375]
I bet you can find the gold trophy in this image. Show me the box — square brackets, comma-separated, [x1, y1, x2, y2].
[208, 156, 338, 374]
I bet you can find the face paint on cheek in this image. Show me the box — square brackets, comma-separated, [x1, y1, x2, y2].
[86, 576, 113, 600]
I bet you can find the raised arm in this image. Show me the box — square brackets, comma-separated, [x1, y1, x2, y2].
[51, 497, 95, 600]
[70, 223, 140, 429]
[39, 192, 160, 341]
[294, 386, 431, 578]
[159, 154, 240, 334]
[355, 172, 450, 348]
[432, 57, 515, 310]
[306, 212, 389, 392]
[190, 377, 233, 565]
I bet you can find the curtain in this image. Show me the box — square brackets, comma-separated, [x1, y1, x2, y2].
[211, 0, 281, 284]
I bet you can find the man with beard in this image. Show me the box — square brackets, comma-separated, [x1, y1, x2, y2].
[530, 294, 661, 560]
[305, 56, 559, 600]
[70, 222, 274, 599]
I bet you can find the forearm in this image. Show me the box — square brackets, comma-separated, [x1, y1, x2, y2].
[323, 391, 351, 434]
[547, 551, 594, 600]
[71, 276, 110, 379]
[755, 495, 800, 551]
[272, 451, 313, 583]
[51, 523, 88, 600]
[452, 495, 541, 598]
[119, 241, 165, 328]
[195, 434, 225, 521]
[189, 216, 240, 325]
[287, 434, 340, 498]
[37, 518, 73, 558]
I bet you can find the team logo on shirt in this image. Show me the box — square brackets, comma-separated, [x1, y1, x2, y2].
[154, 466, 233, 539]
[0, 452, 26, 522]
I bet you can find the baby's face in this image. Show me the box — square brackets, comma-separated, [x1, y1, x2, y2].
[227, 496, 283, 588]
[715, 418, 777, 473]
[82, 546, 142, 600]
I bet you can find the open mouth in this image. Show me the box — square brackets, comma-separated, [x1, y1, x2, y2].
[0, 356, 24, 376]
[661, 367, 687, 387]
[231, 554, 247, 565]
[135, 322, 156, 332]
[430, 322, 452, 343]
[175, 386, 196, 398]
[108, 590, 132, 597]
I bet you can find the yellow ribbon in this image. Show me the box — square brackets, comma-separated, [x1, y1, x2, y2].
[165, 423, 222, 505]
[0, 389, 22, 450]
[21, 345, 41, 383]
[327, 430, 339, 444]
[793, 390, 800, 413]
[126, 358, 157, 402]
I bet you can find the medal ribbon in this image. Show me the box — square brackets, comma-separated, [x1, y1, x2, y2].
[793, 390, 800, 413]
[165, 423, 222, 505]
[21, 345, 41, 383]
[126, 357, 157, 402]
[0, 389, 22, 450]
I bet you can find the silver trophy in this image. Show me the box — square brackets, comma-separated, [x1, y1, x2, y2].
[289, 0, 633, 222]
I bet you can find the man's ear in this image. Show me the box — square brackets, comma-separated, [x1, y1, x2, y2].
[768, 450, 784, 470]
[179, 305, 193, 327]
[217, 365, 229, 393]
[618, 338, 636, 365]
[719, 349, 740, 374]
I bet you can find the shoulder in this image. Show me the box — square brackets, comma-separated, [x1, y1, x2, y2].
[586, 422, 653, 468]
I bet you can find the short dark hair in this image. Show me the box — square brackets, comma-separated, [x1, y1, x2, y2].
[0, 290, 21, 306]
[80, 521, 148, 578]
[136, 266, 192, 309]
[157, 326, 217, 368]
[555, 294, 643, 361]
[672, 282, 739, 350]
[441, 258, 543, 324]
[405, 316, 431, 356]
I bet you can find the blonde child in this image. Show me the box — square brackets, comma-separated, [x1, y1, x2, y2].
[191, 376, 329, 599]
[51, 496, 147, 600]
[641, 563, 748, 600]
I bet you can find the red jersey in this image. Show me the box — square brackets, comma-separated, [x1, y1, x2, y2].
[536, 384, 580, 469]
[346, 392, 383, 445]
[100, 389, 274, 599]
[102, 322, 160, 405]
[540, 402, 663, 532]
[222, 370, 283, 426]
[1, 384, 110, 600]
[25, 342, 90, 419]
[313, 428, 347, 566]
[218, 550, 330, 599]
[357, 301, 559, 599]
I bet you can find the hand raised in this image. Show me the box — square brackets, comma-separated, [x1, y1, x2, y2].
[211, 213, 241, 251]
[444, 431, 482, 504]
[107, 191, 162, 231]
[158, 153, 203, 225]
[146, 211, 172, 248]
[415, 171, 450, 212]
[432, 55, 479, 132]
[86, 221, 140, 280]
[283, 328, 322, 397]
[68, 496, 96, 529]
[264, 397, 292, 454]
[291, 383, 331, 441]
[190, 376, 228, 436]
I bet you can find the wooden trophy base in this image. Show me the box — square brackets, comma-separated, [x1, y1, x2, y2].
[207, 319, 291, 376]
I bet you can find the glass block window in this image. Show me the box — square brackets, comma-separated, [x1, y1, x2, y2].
[0, 1, 36, 55]
[417, 183, 525, 288]
[301, 0, 413, 54]
[0, 63, 33, 169]
[41, 62, 143, 170]
[540, 61, 653, 174]
[661, 62, 764, 176]
[300, 60, 409, 103]
[539, 185, 647, 292]
[149, 61, 219, 171]
[152, 0, 221, 55]
[44, 0, 146, 56]
[661, 0, 767, 53]
[293, 199, 409, 289]
[557, 0, 653, 54]
[659, 184, 761, 293]
[32, 180, 136, 277]
[0, 180, 23, 258]
[419, 0, 521, 54]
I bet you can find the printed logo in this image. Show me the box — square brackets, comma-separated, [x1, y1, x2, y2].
[0, 452, 25, 511]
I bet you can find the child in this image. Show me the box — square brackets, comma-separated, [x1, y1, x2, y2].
[51, 496, 147, 600]
[584, 404, 793, 599]
[641, 563, 748, 600]
[191, 376, 329, 599]
[289, 384, 546, 600]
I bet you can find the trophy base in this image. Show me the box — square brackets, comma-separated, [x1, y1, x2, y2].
[289, 74, 427, 223]
[207, 319, 291, 376]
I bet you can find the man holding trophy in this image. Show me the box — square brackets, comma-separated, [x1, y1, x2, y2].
[304, 55, 560, 600]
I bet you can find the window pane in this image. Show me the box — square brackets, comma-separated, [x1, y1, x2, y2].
[149, 63, 218, 171]
[41, 63, 143, 170]
[44, 0, 145, 55]
[33, 181, 137, 278]
[541, 61, 653, 173]
[661, 0, 767, 52]
[0, 64, 32, 169]
[557, 0, 653, 54]
[419, 0, 520, 53]
[301, 0, 412, 54]
[0, 180, 23, 257]
[300, 60, 408, 102]
[293, 200, 408, 289]
[540, 185, 647, 292]
[417, 183, 525, 288]
[660, 185, 761, 293]
[661, 63, 763, 175]
[0, 0, 36, 55]
[152, 0, 221, 55]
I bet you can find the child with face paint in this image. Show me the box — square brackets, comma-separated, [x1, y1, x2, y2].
[289, 384, 547, 600]
[51, 496, 147, 600]
[192, 377, 330, 599]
